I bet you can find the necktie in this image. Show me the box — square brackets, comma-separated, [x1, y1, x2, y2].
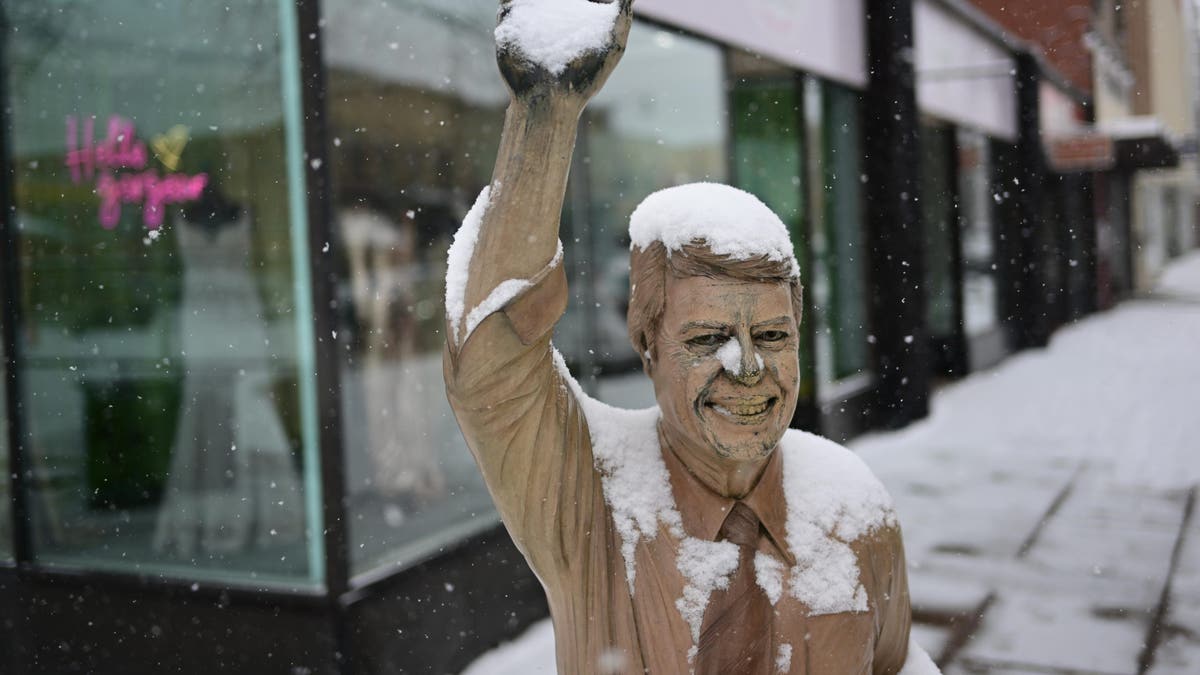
[695, 501, 772, 674]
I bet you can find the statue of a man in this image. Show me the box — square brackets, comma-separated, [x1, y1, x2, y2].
[445, 1, 935, 672]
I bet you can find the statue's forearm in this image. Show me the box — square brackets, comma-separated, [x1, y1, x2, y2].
[462, 97, 582, 320]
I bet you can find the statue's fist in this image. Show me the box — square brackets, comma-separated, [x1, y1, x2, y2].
[495, 0, 634, 105]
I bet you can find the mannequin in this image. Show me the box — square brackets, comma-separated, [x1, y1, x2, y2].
[154, 184, 303, 558]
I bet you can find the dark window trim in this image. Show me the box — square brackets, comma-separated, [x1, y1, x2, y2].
[294, 0, 350, 605]
[0, 4, 33, 567]
[0, 564, 330, 611]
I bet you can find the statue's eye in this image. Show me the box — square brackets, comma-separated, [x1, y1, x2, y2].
[756, 330, 788, 343]
[687, 334, 724, 348]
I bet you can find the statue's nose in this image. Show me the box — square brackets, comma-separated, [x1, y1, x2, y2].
[732, 337, 762, 386]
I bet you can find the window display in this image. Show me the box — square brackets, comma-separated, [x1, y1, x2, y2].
[5, 0, 322, 586]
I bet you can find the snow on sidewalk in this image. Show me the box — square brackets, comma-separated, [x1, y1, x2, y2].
[461, 251, 1200, 673]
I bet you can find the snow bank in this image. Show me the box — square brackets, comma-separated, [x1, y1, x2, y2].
[629, 182, 800, 278]
[495, 0, 622, 76]
[1156, 249, 1200, 299]
[460, 618, 557, 675]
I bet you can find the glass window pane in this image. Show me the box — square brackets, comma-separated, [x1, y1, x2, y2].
[820, 82, 870, 381]
[957, 129, 1000, 336]
[321, 0, 505, 576]
[5, 0, 321, 586]
[806, 77, 872, 391]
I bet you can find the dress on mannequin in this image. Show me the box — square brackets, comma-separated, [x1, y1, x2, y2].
[341, 207, 444, 503]
[154, 201, 303, 557]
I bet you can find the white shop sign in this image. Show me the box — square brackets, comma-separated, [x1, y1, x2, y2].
[914, 0, 1017, 141]
[636, 0, 867, 88]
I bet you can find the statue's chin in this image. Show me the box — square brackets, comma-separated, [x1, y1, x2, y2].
[710, 437, 779, 463]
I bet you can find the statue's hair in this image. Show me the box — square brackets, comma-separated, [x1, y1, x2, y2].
[627, 240, 803, 370]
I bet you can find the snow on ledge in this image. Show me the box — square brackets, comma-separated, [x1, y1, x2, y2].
[495, 0, 622, 76]
[629, 182, 800, 278]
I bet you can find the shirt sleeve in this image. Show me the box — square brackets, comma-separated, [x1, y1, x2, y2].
[443, 258, 603, 584]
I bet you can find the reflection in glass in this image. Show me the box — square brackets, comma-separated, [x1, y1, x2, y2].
[817, 81, 870, 384]
[803, 77, 873, 393]
[323, 0, 504, 576]
[957, 130, 1000, 336]
[154, 192, 303, 557]
[5, 0, 319, 585]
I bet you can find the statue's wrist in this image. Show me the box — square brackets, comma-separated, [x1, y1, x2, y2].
[508, 91, 586, 121]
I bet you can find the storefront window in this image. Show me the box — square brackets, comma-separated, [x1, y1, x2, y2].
[806, 78, 872, 391]
[5, 0, 322, 586]
[322, 0, 507, 576]
[957, 129, 1000, 336]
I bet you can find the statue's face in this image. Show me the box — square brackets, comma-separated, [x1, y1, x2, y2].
[650, 274, 800, 463]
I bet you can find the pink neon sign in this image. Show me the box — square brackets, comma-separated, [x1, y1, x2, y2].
[65, 115, 208, 230]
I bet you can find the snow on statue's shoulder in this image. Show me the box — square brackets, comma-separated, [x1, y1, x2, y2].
[495, 0, 622, 76]
[777, 429, 896, 615]
[779, 429, 896, 540]
[550, 350, 680, 590]
[629, 182, 800, 278]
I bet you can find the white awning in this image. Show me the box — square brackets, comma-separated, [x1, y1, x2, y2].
[636, 0, 867, 89]
[914, 0, 1018, 141]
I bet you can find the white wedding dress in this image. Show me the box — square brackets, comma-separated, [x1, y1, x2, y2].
[153, 211, 304, 558]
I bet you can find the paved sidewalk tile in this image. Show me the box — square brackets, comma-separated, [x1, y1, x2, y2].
[955, 590, 1147, 674]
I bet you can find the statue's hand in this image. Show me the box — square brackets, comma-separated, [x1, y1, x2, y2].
[496, 0, 634, 106]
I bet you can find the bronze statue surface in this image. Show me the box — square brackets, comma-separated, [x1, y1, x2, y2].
[444, 1, 934, 672]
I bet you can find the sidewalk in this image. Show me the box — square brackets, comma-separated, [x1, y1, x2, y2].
[464, 250, 1200, 675]
[857, 249, 1200, 674]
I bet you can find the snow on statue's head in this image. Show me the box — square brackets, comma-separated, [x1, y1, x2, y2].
[627, 182, 803, 465]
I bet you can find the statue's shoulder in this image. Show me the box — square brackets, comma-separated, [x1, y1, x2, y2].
[777, 429, 897, 541]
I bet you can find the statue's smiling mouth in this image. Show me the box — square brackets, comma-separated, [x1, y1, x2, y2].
[706, 395, 776, 424]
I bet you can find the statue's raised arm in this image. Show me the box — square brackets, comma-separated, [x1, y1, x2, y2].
[447, 0, 633, 346]
[442, 0, 636, 592]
